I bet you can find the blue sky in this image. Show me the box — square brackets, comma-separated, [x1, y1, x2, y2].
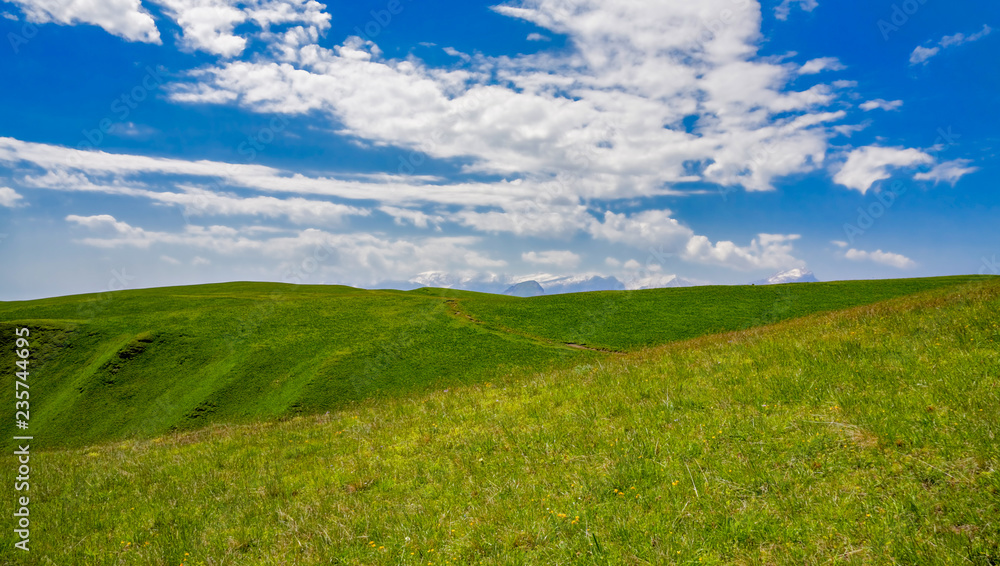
[0, 0, 997, 300]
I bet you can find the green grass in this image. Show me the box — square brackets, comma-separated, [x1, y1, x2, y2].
[1, 278, 997, 565]
[0, 275, 990, 449]
[0, 283, 593, 449]
[457, 275, 990, 351]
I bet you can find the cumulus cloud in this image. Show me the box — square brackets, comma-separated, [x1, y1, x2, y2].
[379, 206, 444, 229]
[588, 210, 804, 270]
[588, 210, 692, 249]
[522, 250, 581, 268]
[683, 233, 804, 271]
[913, 159, 978, 186]
[64, 214, 510, 284]
[798, 57, 843, 75]
[149, 0, 331, 57]
[166, 0, 849, 195]
[6, 0, 160, 43]
[844, 248, 915, 269]
[0, 187, 24, 207]
[833, 146, 933, 193]
[910, 25, 992, 65]
[859, 99, 903, 112]
[909, 46, 940, 65]
[4, 1, 972, 283]
[774, 0, 818, 21]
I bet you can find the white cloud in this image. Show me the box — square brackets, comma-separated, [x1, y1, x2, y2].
[910, 25, 992, 65]
[798, 57, 843, 75]
[63, 214, 510, 284]
[149, 0, 331, 57]
[192, 256, 211, 266]
[604, 257, 621, 268]
[941, 25, 992, 47]
[623, 273, 683, 291]
[456, 201, 594, 238]
[152, 0, 247, 57]
[683, 233, 804, 271]
[66, 213, 138, 232]
[775, 0, 818, 21]
[160, 255, 181, 265]
[4, 135, 805, 274]
[0, 187, 24, 207]
[522, 250, 581, 268]
[832, 123, 869, 137]
[157, 185, 372, 225]
[587, 210, 804, 271]
[859, 99, 903, 112]
[526, 32, 549, 41]
[588, 210, 693, 249]
[379, 206, 444, 229]
[0, 137, 539, 209]
[167, 0, 849, 194]
[830, 240, 848, 248]
[913, 159, 978, 186]
[7, 0, 160, 43]
[833, 146, 933, 194]
[844, 248, 915, 269]
[909, 46, 940, 65]
[623, 259, 641, 270]
[18, 169, 371, 225]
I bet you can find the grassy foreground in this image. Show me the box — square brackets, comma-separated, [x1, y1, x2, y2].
[2, 279, 998, 564]
[0, 275, 986, 448]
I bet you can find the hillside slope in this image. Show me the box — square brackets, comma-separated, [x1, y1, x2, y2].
[0, 275, 990, 448]
[2, 278, 997, 564]
[0, 283, 593, 448]
[458, 275, 990, 350]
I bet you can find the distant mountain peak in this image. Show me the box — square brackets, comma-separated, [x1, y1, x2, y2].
[752, 268, 819, 285]
[503, 280, 545, 297]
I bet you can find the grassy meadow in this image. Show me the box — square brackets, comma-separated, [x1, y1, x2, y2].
[0, 275, 986, 448]
[0, 276, 997, 564]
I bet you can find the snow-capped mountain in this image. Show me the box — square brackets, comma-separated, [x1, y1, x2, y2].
[622, 273, 698, 290]
[751, 268, 819, 285]
[503, 280, 546, 297]
[407, 271, 511, 294]
[380, 270, 705, 295]
[530, 274, 626, 294]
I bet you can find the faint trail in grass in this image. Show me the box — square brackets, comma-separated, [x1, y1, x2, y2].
[445, 299, 618, 353]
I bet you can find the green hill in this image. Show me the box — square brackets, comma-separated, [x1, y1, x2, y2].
[1, 277, 997, 564]
[0, 275, 990, 448]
